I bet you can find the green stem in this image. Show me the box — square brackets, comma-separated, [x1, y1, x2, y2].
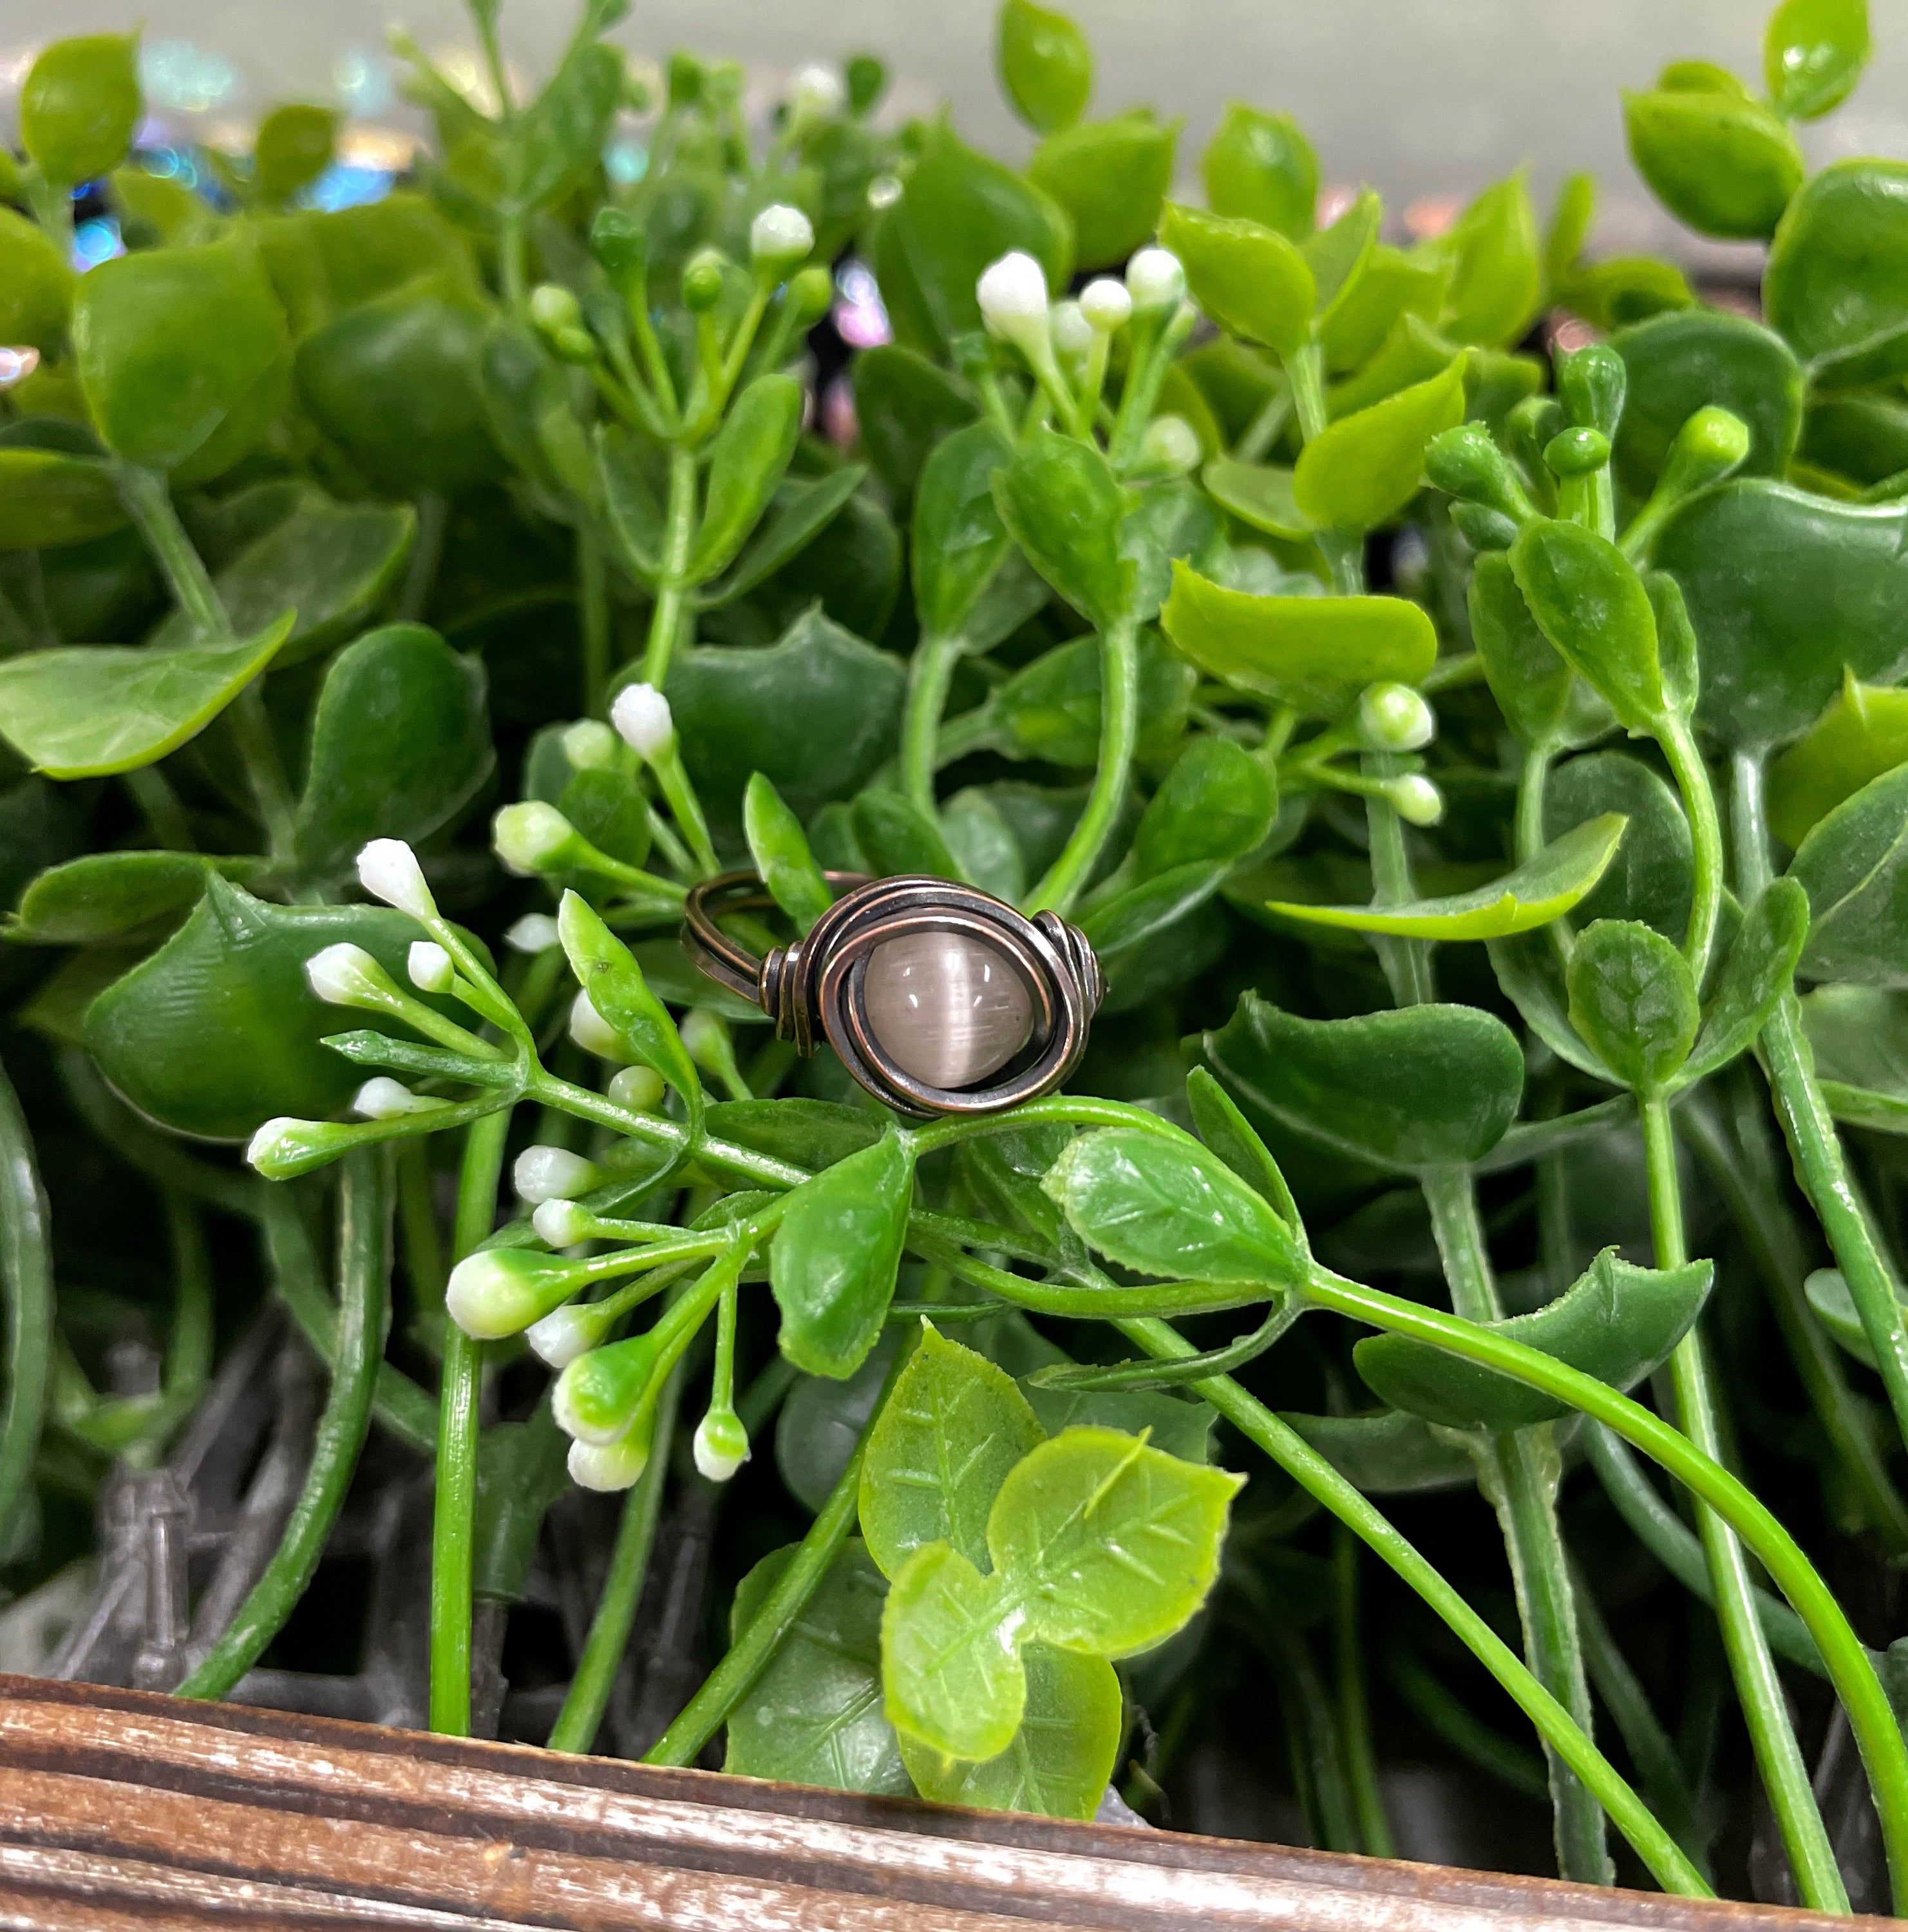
[1732, 750, 1908, 1455]
[902, 630, 965, 817]
[578, 524, 611, 717]
[650, 741, 720, 878]
[117, 463, 225, 637]
[1235, 375, 1294, 464]
[226, 685, 301, 868]
[397, 1141, 447, 1314]
[1107, 303, 1194, 471]
[1641, 1096, 1843, 1913]
[1333, 1526, 1393, 1859]
[124, 768, 195, 851]
[431, 1110, 509, 1735]
[1660, 719, 1723, 979]
[1023, 612, 1138, 915]
[0, 1055, 52, 1568]
[178, 1150, 390, 1698]
[642, 446, 700, 687]
[399, 491, 448, 623]
[1364, 755, 1437, 1007]
[1116, 1316, 1711, 1900]
[499, 213, 529, 321]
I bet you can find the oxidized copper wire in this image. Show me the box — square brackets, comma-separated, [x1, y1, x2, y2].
[681, 871, 1104, 1118]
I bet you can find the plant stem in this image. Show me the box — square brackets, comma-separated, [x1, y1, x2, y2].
[902, 630, 965, 816]
[0, 1055, 52, 1570]
[1732, 750, 1908, 1455]
[431, 1110, 509, 1734]
[1641, 1096, 1844, 1913]
[642, 446, 700, 687]
[1116, 1316, 1711, 1900]
[547, 1358, 685, 1754]
[1660, 719, 1723, 978]
[1023, 612, 1138, 915]
[1333, 1526, 1394, 1859]
[124, 768, 195, 851]
[117, 463, 225, 637]
[400, 491, 448, 622]
[225, 686, 301, 867]
[178, 1149, 390, 1698]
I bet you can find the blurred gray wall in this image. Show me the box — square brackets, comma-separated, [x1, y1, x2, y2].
[5, 0, 1905, 267]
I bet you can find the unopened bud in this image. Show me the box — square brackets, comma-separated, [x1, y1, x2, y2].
[1139, 413, 1201, 475]
[570, 987, 634, 1061]
[357, 838, 436, 921]
[353, 1077, 443, 1121]
[782, 264, 834, 330]
[563, 719, 619, 771]
[1544, 426, 1611, 479]
[554, 1332, 661, 1444]
[505, 913, 562, 954]
[445, 1247, 583, 1340]
[1126, 246, 1185, 311]
[789, 62, 845, 127]
[608, 1065, 667, 1113]
[526, 1298, 605, 1368]
[1050, 298, 1093, 359]
[1359, 682, 1437, 753]
[610, 681, 674, 760]
[532, 1197, 593, 1249]
[307, 942, 399, 1010]
[494, 800, 579, 876]
[1079, 277, 1133, 332]
[1659, 404, 1750, 498]
[408, 940, 454, 994]
[680, 1009, 730, 1074]
[1424, 422, 1535, 526]
[568, 1424, 650, 1492]
[530, 283, 583, 336]
[694, 1406, 750, 1482]
[976, 250, 1052, 362]
[682, 249, 727, 312]
[246, 1116, 370, 1181]
[1386, 773, 1446, 827]
[514, 1144, 604, 1205]
[750, 202, 815, 274]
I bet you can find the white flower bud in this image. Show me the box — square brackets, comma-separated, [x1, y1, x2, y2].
[679, 1009, 728, 1072]
[790, 62, 844, 124]
[526, 1298, 601, 1368]
[608, 1065, 667, 1113]
[408, 940, 454, 994]
[694, 1407, 750, 1482]
[529, 282, 582, 336]
[1050, 298, 1093, 359]
[494, 800, 576, 876]
[1080, 276, 1133, 332]
[514, 1144, 603, 1205]
[750, 202, 815, 270]
[445, 1247, 576, 1340]
[976, 251, 1052, 361]
[1126, 246, 1186, 311]
[532, 1198, 592, 1250]
[610, 682, 675, 761]
[505, 913, 562, 954]
[563, 719, 619, 771]
[356, 839, 436, 921]
[1386, 773, 1446, 828]
[1359, 681, 1437, 753]
[569, 1433, 648, 1492]
[353, 1077, 441, 1120]
[570, 987, 633, 1061]
[867, 173, 902, 211]
[246, 1117, 308, 1175]
[1140, 413, 1202, 475]
[306, 942, 395, 1009]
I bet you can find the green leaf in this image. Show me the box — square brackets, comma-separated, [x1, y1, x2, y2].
[1567, 918, 1699, 1094]
[881, 1540, 1023, 1758]
[1806, 1267, 1883, 1369]
[1766, 0, 1870, 118]
[685, 374, 804, 583]
[851, 346, 979, 511]
[0, 207, 77, 354]
[1679, 878, 1809, 1085]
[511, 39, 623, 211]
[1769, 675, 1908, 849]
[1132, 734, 1276, 879]
[1200, 457, 1311, 540]
[1623, 88, 1802, 241]
[558, 891, 703, 1128]
[1355, 1247, 1714, 1430]
[1509, 518, 1666, 734]
[1430, 173, 1542, 349]
[1270, 815, 1626, 942]
[73, 234, 291, 483]
[776, 1333, 903, 1514]
[1554, 257, 1694, 333]
[1654, 482, 1908, 750]
[6, 851, 265, 946]
[900, 1645, 1121, 1820]
[860, 1325, 1045, 1579]
[995, 628, 1193, 768]
[1158, 204, 1316, 358]
[771, 1131, 914, 1378]
[1043, 1126, 1308, 1287]
[1305, 191, 1383, 325]
[293, 624, 492, 877]
[1487, 932, 1611, 1081]
[1292, 360, 1466, 533]
[852, 789, 963, 881]
[996, 0, 1093, 136]
[987, 1426, 1242, 1654]
[698, 467, 869, 609]
[1120, 478, 1225, 626]
[1766, 161, 1908, 386]
[1322, 245, 1451, 374]
[21, 34, 142, 188]
[1202, 104, 1317, 240]
[0, 449, 128, 551]
[1283, 1409, 1476, 1494]
[1184, 1065, 1305, 1243]
[1159, 562, 1437, 715]
[743, 773, 833, 934]
[254, 103, 338, 206]
[1469, 551, 1615, 752]
[911, 422, 1016, 640]
[992, 430, 1133, 630]
[1028, 112, 1177, 270]
[723, 1540, 913, 1796]
[1789, 762, 1908, 989]
[85, 875, 465, 1139]
[1200, 993, 1526, 1173]
[0, 614, 294, 779]
[1547, 752, 1693, 942]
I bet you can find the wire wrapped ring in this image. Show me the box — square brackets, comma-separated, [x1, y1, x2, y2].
[681, 871, 1104, 1119]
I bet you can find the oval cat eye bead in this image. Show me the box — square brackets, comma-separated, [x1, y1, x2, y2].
[862, 930, 1034, 1090]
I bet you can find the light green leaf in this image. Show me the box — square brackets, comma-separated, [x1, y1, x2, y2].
[1292, 359, 1467, 533]
[1567, 918, 1699, 1094]
[880, 1540, 1023, 1759]
[1679, 878, 1810, 1085]
[1200, 456, 1312, 540]
[557, 891, 703, 1127]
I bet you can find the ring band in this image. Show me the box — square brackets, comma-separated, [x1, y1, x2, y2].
[681, 871, 1104, 1119]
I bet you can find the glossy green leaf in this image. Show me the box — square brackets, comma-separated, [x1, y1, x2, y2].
[699, 466, 867, 608]
[511, 39, 623, 212]
[1283, 1409, 1476, 1494]
[1623, 89, 1802, 241]
[1322, 245, 1451, 374]
[1547, 752, 1692, 940]
[1202, 104, 1317, 240]
[1802, 985, 1908, 1135]
[743, 772, 833, 934]
[1654, 483, 1908, 748]
[851, 346, 979, 510]
[6, 852, 265, 945]
[997, 0, 1093, 136]
[1159, 204, 1315, 358]
[0, 207, 77, 354]
[293, 624, 492, 877]
[151, 496, 416, 666]
[724, 1540, 912, 1795]
[1132, 734, 1275, 879]
[1486, 931, 1610, 1081]
[254, 104, 338, 206]
[1679, 878, 1810, 1085]
[1028, 112, 1177, 269]
[1766, 160, 1908, 386]
[1769, 675, 1908, 849]
[771, 1131, 914, 1379]
[1294, 360, 1467, 533]
[1430, 173, 1541, 349]
[686, 374, 804, 583]
[1567, 918, 1698, 1094]
[853, 789, 963, 881]
[860, 1325, 1044, 1580]
[881, 1540, 1022, 1758]
[1200, 993, 1525, 1173]
[1355, 1247, 1714, 1430]
[559, 891, 703, 1127]
[911, 421, 1015, 640]
[988, 1426, 1241, 1655]
[0, 614, 294, 779]
[1509, 518, 1665, 734]
[1268, 814, 1625, 941]
[900, 1645, 1122, 1821]
[1042, 1125, 1307, 1287]
[1766, 0, 1869, 117]
[85, 875, 462, 1139]
[21, 34, 141, 187]
[0, 449, 127, 551]
[1554, 256, 1693, 332]
[1305, 191, 1383, 326]
[1470, 552, 1611, 752]
[1119, 479, 1224, 625]
[942, 789, 1026, 902]
[768, 487, 902, 643]
[1184, 1065, 1305, 1242]
[776, 1333, 903, 1514]
[1201, 457, 1310, 540]
[1789, 763, 1908, 989]
[255, 195, 480, 332]
[995, 629, 1193, 768]
[1160, 562, 1437, 715]
[73, 236, 291, 482]
[1800, 392, 1908, 489]
[992, 430, 1132, 630]
[1804, 1269, 1883, 1370]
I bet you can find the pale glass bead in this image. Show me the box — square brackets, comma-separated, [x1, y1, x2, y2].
[862, 931, 1032, 1090]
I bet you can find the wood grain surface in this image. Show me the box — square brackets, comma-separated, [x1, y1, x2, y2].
[0, 1674, 1884, 1931]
